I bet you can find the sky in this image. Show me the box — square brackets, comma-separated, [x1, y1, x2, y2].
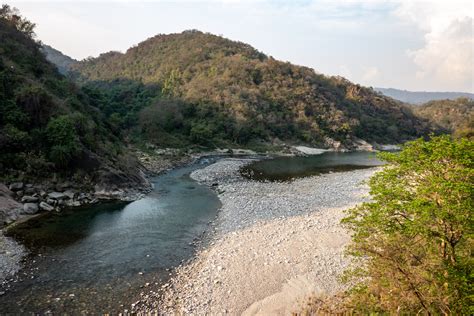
[7, 0, 474, 92]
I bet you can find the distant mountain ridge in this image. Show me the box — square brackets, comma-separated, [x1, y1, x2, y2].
[375, 87, 474, 104]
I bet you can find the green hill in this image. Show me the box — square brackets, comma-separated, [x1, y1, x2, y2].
[413, 98, 474, 138]
[0, 8, 148, 188]
[70, 30, 434, 149]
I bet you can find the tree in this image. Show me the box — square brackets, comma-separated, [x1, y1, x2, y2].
[0, 4, 36, 37]
[45, 115, 80, 167]
[342, 135, 473, 314]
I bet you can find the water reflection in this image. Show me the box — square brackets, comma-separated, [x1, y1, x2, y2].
[241, 151, 384, 182]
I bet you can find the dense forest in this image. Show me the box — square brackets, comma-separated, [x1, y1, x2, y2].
[413, 98, 473, 139]
[66, 30, 434, 148]
[0, 5, 146, 187]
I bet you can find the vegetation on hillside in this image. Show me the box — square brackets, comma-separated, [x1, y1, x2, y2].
[414, 97, 473, 139]
[40, 44, 77, 74]
[339, 136, 473, 314]
[70, 30, 434, 148]
[0, 5, 142, 185]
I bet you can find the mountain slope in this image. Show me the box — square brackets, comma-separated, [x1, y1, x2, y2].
[71, 30, 433, 149]
[40, 44, 77, 74]
[375, 87, 474, 104]
[0, 14, 148, 189]
[413, 98, 473, 138]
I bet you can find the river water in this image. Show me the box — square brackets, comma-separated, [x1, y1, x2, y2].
[241, 151, 384, 181]
[0, 152, 383, 314]
[1, 158, 221, 314]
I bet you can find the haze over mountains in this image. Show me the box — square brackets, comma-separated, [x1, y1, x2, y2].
[375, 87, 474, 104]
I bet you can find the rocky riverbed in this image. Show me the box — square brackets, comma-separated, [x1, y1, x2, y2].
[132, 158, 378, 314]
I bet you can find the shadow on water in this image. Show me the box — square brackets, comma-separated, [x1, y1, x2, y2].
[6, 202, 129, 249]
[241, 151, 384, 182]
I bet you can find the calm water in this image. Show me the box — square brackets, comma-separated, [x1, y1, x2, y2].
[0, 152, 383, 314]
[241, 151, 384, 181]
[1, 158, 221, 314]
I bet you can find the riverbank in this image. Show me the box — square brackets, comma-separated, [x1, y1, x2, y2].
[133, 158, 378, 314]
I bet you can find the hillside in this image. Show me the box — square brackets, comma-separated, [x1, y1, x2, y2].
[70, 30, 434, 149]
[375, 87, 474, 104]
[40, 44, 77, 74]
[0, 11, 148, 190]
[413, 98, 473, 138]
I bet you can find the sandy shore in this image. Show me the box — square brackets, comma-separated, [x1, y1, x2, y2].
[133, 158, 377, 315]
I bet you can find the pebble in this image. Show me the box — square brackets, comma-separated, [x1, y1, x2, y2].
[132, 158, 377, 315]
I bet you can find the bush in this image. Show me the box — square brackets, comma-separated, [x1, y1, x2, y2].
[190, 122, 214, 146]
[342, 135, 473, 314]
[45, 115, 80, 166]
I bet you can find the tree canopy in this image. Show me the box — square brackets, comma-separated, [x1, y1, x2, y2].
[70, 31, 435, 148]
[342, 135, 473, 314]
[0, 4, 35, 37]
[414, 97, 474, 139]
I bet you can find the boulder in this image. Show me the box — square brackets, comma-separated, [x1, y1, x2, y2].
[39, 202, 54, 212]
[24, 187, 36, 195]
[63, 190, 75, 199]
[22, 203, 39, 215]
[21, 196, 39, 203]
[47, 192, 67, 200]
[0, 184, 22, 227]
[9, 182, 23, 191]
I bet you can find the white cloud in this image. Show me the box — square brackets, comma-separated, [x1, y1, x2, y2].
[395, 0, 474, 91]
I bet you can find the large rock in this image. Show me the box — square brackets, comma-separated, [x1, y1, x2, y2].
[8, 182, 23, 191]
[22, 203, 39, 215]
[0, 184, 22, 227]
[24, 187, 36, 195]
[39, 202, 54, 212]
[63, 190, 75, 199]
[47, 192, 67, 200]
[21, 195, 39, 203]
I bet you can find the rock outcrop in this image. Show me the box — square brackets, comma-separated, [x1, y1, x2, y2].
[0, 184, 23, 227]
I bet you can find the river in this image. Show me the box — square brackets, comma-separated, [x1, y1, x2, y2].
[0, 151, 383, 314]
[1, 157, 221, 314]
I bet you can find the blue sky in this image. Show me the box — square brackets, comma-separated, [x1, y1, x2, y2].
[9, 0, 474, 92]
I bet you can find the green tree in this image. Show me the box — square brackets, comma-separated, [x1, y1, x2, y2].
[45, 115, 80, 167]
[342, 135, 473, 314]
[190, 121, 213, 146]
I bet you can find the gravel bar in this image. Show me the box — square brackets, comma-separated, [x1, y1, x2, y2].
[133, 158, 378, 315]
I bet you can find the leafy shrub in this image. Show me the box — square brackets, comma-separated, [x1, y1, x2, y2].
[45, 115, 80, 166]
[342, 135, 473, 314]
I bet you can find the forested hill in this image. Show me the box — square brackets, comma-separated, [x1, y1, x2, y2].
[0, 11, 147, 188]
[413, 98, 473, 139]
[69, 30, 433, 149]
